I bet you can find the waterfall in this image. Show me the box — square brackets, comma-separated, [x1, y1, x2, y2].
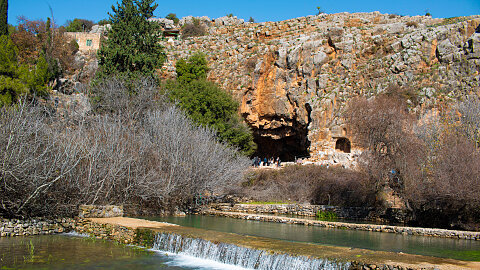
[152, 233, 351, 270]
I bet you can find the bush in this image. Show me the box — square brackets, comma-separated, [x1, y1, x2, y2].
[165, 13, 179, 24]
[345, 92, 480, 230]
[241, 165, 375, 207]
[175, 52, 209, 83]
[0, 77, 250, 218]
[165, 79, 256, 155]
[64, 18, 94, 32]
[181, 19, 206, 38]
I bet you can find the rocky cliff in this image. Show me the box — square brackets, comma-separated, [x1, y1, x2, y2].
[164, 13, 480, 163]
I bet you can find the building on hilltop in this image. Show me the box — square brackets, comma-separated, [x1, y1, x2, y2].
[65, 32, 103, 52]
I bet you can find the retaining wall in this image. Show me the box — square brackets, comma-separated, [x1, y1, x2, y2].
[206, 203, 374, 220]
[0, 218, 75, 237]
[204, 210, 480, 240]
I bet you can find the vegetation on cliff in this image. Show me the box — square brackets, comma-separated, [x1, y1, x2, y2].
[166, 53, 256, 155]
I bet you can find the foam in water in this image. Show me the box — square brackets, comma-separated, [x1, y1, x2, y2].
[61, 231, 90, 238]
[152, 233, 351, 270]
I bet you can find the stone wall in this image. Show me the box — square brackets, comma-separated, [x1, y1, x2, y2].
[0, 218, 75, 237]
[78, 205, 124, 218]
[206, 203, 373, 220]
[73, 219, 136, 244]
[205, 210, 480, 240]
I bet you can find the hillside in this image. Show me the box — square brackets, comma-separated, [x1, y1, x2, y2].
[159, 12, 480, 164]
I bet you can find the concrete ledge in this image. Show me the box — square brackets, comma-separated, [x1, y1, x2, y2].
[204, 210, 480, 240]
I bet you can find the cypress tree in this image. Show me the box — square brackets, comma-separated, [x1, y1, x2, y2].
[0, 0, 7, 36]
[97, 0, 165, 79]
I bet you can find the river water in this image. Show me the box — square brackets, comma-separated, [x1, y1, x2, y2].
[0, 232, 246, 269]
[0, 215, 479, 269]
[143, 215, 480, 261]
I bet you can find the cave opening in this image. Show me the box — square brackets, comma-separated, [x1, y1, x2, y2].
[335, 137, 351, 153]
[253, 134, 310, 162]
[249, 104, 312, 162]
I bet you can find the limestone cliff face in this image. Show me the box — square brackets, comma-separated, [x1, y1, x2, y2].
[161, 13, 480, 163]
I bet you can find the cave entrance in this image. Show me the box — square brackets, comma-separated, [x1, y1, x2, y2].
[253, 134, 310, 162]
[335, 137, 351, 153]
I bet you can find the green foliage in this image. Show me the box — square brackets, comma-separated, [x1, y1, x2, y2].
[175, 52, 209, 83]
[0, 36, 50, 105]
[226, 13, 234, 18]
[0, 0, 7, 36]
[166, 54, 255, 154]
[64, 18, 94, 32]
[134, 229, 155, 248]
[316, 210, 338, 221]
[0, 36, 28, 105]
[165, 13, 179, 24]
[97, 19, 110, 25]
[248, 17, 255, 23]
[97, 0, 166, 79]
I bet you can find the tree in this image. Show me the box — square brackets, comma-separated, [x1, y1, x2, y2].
[175, 52, 208, 83]
[0, 36, 28, 105]
[248, 17, 255, 23]
[165, 13, 179, 24]
[0, 0, 7, 36]
[64, 18, 94, 32]
[97, 19, 110, 25]
[97, 0, 166, 79]
[316, 6, 325, 15]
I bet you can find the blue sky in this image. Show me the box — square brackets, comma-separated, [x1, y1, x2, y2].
[9, 0, 480, 26]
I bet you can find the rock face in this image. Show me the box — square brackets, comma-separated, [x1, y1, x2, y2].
[161, 13, 480, 162]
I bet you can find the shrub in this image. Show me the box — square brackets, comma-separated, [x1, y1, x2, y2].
[406, 21, 418, 28]
[0, 77, 250, 218]
[165, 13, 179, 24]
[181, 18, 206, 38]
[165, 79, 256, 155]
[64, 18, 94, 32]
[240, 165, 375, 207]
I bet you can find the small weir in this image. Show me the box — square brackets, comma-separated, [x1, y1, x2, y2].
[153, 232, 351, 270]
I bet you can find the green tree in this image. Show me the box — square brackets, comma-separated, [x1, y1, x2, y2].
[0, 35, 50, 106]
[175, 52, 208, 83]
[167, 53, 256, 155]
[0, 0, 7, 36]
[165, 13, 179, 24]
[248, 17, 255, 23]
[97, 19, 110, 25]
[64, 18, 94, 32]
[0, 35, 28, 105]
[97, 0, 165, 79]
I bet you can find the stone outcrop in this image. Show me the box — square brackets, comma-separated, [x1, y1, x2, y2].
[161, 13, 480, 163]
